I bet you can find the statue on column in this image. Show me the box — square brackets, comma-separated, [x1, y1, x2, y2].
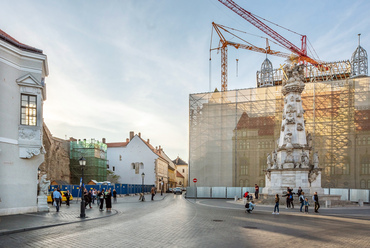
[272, 150, 277, 169]
[267, 153, 272, 169]
[38, 174, 50, 196]
[301, 151, 309, 168]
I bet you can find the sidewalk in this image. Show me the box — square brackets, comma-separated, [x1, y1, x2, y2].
[0, 193, 164, 236]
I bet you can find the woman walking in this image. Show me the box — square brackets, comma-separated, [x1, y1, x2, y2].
[272, 194, 280, 214]
[98, 189, 105, 211]
[105, 189, 112, 211]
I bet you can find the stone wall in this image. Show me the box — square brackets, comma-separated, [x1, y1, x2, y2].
[39, 124, 70, 183]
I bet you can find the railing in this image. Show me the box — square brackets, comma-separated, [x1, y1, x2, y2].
[186, 187, 370, 203]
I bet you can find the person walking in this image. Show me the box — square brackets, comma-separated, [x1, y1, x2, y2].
[65, 190, 71, 206]
[105, 189, 112, 211]
[57, 188, 62, 207]
[313, 192, 320, 213]
[87, 190, 92, 208]
[113, 189, 117, 203]
[297, 187, 303, 198]
[304, 197, 310, 214]
[52, 188, 62, 212]
[97, 190, 101, 206]
[92, 189, 97, 204]
[289, 188, 294, 209]
[151, 187, 155, 201]
[98, 189, 105, 211]
[272, 194, 280, 214]
[283, 188, 291, 209]
[254, 184, 259, 199]
[299, 192, 305, 212]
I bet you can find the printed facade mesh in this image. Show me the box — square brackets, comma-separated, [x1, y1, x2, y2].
[189, 77, 370, 189]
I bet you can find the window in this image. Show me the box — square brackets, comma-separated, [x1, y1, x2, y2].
[21, 94, 37, 125]
[113, 166, 115, 172]
[360, 180, 366, 189]
[119, 155, 122, 161]
[182, 169, 185, 173]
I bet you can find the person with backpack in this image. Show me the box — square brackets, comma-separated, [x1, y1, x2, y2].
[299, 192, 305, 212]
[304, 197, 310, 214]
[245, 201, 256, 213]
[283, 187, 291, 209]
[272, 194, 279, 215]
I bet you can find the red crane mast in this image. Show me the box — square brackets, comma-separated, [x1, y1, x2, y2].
[218, 0, 320, 66]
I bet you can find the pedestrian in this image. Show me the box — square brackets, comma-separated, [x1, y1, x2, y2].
[84, 189, 89, 208]
[98, 189, 105, 211]
[313, 192, 320, 213]
[283, 188, 291, 209]
[304, 197, 310, 214]
[254, 184, 259, 199]
[92, 189, 97, 204]
[52, 188, 62, 212]
[297, 186, 303, 198]
[97, 190, 101, 206]
[57, 188, 62, 207]
[299, 192, 305, 212]
[272, 194, 279, 214]
[88, 190, 92, 208]
[151, 187, 155, 201]
[289, 189, 294, 209]
[113, 189, 117, 203]
[105, 189, 112, 211]
[65, 190, 71, 206]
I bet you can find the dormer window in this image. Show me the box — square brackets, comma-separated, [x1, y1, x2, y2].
[21, 94, 37, 126]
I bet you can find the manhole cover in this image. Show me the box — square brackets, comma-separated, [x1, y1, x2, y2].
[213, 220, 224, 222]
[243, 226, 258, 229]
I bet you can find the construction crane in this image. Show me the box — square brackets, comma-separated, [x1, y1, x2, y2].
[218, 0, 322, 66]
[211, 22, 291, 91]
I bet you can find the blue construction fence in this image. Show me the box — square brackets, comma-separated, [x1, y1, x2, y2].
[49, 184, 154, 198]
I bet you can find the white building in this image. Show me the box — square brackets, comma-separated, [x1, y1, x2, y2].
[0, 29, 48, 215]
[106, 132, 169, 190]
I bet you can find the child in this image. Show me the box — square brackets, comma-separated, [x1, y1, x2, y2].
[304, 197, 310, 214]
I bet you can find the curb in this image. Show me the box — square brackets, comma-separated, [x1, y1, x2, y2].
[0, 209, 118, 236]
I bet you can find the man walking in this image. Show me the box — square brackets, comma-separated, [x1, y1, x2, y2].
[151, 187, 155, 201]
[53, 188, 62, 212]
[313, 192, 320, 213]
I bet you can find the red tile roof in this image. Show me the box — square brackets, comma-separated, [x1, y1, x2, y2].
[106, 142, 128, 148]
[176, 171, 184, 178]
[0, 29, 43, 54]
[236, 112, 275, 136]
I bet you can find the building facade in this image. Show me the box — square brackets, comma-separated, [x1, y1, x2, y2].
[106, 132, 169, 190]
[0, 29, 48, 215]
[173, 156, 189, 187]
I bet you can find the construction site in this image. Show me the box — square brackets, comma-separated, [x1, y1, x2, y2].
[189, 0, 370, 189]
[69, 139, 108, 184]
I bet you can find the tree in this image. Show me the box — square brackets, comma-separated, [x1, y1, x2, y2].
[106, 170, 120, 184]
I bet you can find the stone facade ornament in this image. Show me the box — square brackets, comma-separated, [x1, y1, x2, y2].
[38, 174, 50, 196]
[297, 123, 303, 131]
[313, 152, 319, 169]
[267, 153, 272, 169]
[301, 151, 310, 168]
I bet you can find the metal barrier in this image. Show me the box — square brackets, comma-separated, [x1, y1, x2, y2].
[186, 187, 370, 203]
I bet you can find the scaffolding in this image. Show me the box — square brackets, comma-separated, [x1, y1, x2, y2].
[70, 139, 108, 184]
[189, 77, 370, 189]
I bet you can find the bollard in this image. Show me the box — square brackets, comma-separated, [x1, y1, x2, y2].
[358, 199, 364, 207]
[234, 196, 238, 201]
[325, 200, 331, 208]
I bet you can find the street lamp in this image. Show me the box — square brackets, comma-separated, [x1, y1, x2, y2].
[79, 157, 86, 218]
[141, 172, 145, 201]
[161, 177, 164, 196]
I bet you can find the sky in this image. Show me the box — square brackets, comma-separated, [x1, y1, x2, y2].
[1, 0, 369, 160]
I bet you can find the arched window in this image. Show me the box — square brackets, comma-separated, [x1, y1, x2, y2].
[244, 179, 249, 187]
[239, 179, 243, 187]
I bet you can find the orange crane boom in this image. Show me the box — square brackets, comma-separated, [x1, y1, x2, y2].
[211, 22, 290, 91]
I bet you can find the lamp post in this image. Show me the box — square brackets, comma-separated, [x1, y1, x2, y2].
[141, 172, 145, 201]
[161, 177, 163, 196]
[79, 157, 86, 218]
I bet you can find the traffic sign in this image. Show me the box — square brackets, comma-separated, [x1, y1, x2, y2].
[193, 178, 197, 183]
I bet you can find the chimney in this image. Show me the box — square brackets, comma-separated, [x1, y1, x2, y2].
[126, 138, 129, 143]
[129, 131, 134, 141]
[138, 132, 141, 138]
[147, 139, 150, 144]
[102, 138, 106, 144]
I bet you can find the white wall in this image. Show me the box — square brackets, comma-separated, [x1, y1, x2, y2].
[0, 38, 48, 215]
[107, 135, 157, 185]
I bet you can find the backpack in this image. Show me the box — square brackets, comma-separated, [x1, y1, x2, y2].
[245, 203, 249, 208]
[289, 194, 292, 199]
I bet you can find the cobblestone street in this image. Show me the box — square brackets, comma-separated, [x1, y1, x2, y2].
[0, 194, 369, 248]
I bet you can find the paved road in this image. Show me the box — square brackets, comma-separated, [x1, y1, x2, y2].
[0, 194, 369, 248]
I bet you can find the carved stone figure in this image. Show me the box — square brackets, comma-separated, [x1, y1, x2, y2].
[267, 153, 272, 169]
[286, 104, 296, 113]
[307, 133, 313, 148]
[284, 133, 292, 145]
[313, 152, 319, 168]
[297, 123, 303, 131]
[285, 150, 294, 163]
[309, 170, 318, 184]
[286, 113, 295, 124]
[272, 150, 277, 167]
[301, 151, 309, 168]
[39, 174, 50, 196]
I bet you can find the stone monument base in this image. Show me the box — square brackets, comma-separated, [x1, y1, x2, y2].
[262, 168, 324, 195]
[37, 195, 49, 212]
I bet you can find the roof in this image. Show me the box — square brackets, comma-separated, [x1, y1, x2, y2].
[235, 112, 275, 136]
[51, 180, 69, 185]
[0, 29, 43, 54]
[176, 171, 184, 178]
[173, 156, 188, 166]
[106, 142, 129, 148]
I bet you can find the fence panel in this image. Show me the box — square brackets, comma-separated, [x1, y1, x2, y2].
[211, 187, 226, 198]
